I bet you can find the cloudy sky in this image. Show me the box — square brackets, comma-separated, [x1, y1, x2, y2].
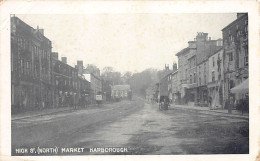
[17, 13, 237, 73]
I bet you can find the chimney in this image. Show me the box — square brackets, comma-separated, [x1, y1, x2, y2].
[165, 64, 169, 70]
[61, 57, 67, 64]
[39, 29, 44, 36]
[173, 63, 177, 72]
[237, 13, 246, 19]
[77, 60, 83, 75]
[36, 26, 44, 35]
[51, 52, 58, 60]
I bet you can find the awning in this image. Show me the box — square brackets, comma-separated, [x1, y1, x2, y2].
[230, 78, 249, 94]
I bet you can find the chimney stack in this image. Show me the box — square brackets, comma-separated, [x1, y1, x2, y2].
[61, 57, 67, 64]
[76, 60, 84, 75]
[173, 63, 177, 72]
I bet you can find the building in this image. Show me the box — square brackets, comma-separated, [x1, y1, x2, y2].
[196, 59, 209, 106]
[102, 79, 112, 101]
[195, 33, 223, 106]
[83, 73, 102, 103]
[185, 41, 197, 105]
[208, 48, 224, 109]
[158, 65, 173, 101]
[111, 85, 132, 100]
[175, 32, 222, 106]
[171, 70, 179, 104]
[222, 13, 248, 109]
[77, 74, 91, 105]
[52, 54, 79, 108]
[11, 15, 53, 113]
[175, 47, 190, 101]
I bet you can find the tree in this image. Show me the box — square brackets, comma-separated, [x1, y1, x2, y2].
[85, 64, 99, 74]
[101, 67, 122, 85]
[128, 68, 158, 97]
[121, 71, 132, 84]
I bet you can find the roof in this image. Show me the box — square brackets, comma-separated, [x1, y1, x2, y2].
[208, 47, 223, 58]
[160, 70, 173, 80]
[175, 47, 190, 56]
[112, 85, 131, 91]
[230, 78, 248, 94]
[222, 13, 248, 31]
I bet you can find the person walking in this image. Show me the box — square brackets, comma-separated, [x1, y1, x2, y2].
[208, 96, 212, 109]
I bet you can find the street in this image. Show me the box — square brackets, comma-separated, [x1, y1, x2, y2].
[12, 97, 248, 155]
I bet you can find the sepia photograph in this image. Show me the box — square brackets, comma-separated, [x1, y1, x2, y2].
[0, 1, 259, 161]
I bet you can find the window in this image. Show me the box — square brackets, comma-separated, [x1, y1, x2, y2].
[229, 80, 234, 89]
[190, 75, 192, 84]
[229, 35, 234, 42]
[193, 73, 196, 83]
[229, 52, 233, 61]
[26, 61, 29, 75]
[212, 71, 215, 82]
[213, 57, 215, 67]
[21, 59, 23, 73]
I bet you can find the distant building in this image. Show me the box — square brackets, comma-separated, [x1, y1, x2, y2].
[222, 13, 248, 109]
[11, 15, 53, 113]
[111, 85, 131, 100]
[102, 79, 112, 101]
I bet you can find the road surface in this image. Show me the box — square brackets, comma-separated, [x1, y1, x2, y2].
[12, 97, 249, 155]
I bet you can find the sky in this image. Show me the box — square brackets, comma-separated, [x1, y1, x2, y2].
[17, 13, 237, 73]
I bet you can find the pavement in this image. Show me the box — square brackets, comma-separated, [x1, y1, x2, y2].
[170, 104, 249, 119]
[11, 102, 113, 121]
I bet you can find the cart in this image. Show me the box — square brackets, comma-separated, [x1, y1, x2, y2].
[159, 96, 169, 110]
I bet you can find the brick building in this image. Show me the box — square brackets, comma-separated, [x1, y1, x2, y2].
[11, 15, 53, 113]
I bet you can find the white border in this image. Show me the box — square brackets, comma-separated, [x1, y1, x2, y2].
[0, 1, 259, 161]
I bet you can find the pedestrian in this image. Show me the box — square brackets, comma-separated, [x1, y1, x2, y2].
[208, 96, 212, 109]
